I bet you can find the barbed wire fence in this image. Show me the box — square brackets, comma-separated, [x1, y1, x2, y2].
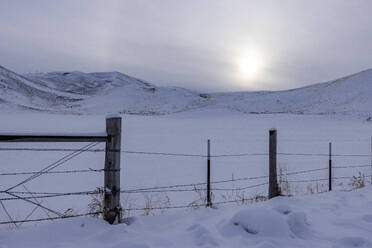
[1, 147, 371, 226]
[0, 122, 372, 227]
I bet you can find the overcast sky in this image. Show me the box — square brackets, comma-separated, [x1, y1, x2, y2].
[1, 0, 372, 92]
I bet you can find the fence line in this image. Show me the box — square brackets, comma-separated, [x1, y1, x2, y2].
[0, 181, 270, 201]
[286, 174, 372, 183]
[0, 166, 369, 198]
[1, 131, 372, 226]
[2, 147, 372, 158]
[277, 152, 371, 157]
[0, 196, 271, 225]
[1, 171, 368, 202]
[4, 142, 100, 192]
[0, 164, 367, 178]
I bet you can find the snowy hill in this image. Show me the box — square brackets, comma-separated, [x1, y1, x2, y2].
[212, 69, 372, 117]
[26, 71, 155, 96]
[0, 66, 82, 112]
[25, 69, 210, 114]
[79, 85, 209, 114]
[1, 65, 372, 117]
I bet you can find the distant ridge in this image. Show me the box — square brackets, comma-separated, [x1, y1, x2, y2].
[0, 65, 372, 117]
[211, 68, 372, 118]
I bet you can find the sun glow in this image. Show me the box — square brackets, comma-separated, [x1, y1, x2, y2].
[236, 49, 265, 81]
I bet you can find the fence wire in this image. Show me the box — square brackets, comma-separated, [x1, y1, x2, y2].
[0, 211, 102, 225]
[2, 147, 372, 158]
[0, 196, 269, 225]
[1, 143, 372, 225]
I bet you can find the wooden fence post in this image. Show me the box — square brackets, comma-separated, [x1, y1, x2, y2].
[206, 139, 212, 207]
[103, 116, 122, 224]
[329, 142, 332, 191]
[269, 129, 279, 199]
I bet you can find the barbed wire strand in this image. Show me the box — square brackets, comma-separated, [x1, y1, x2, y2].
[0, 174, 271, 196]
[0, 168, 105, 176]
[4, 142, 100, 192]
[0, 142, 101, 219]
[0, 211, 102, 225]
[333, 165, 372, 169]
[0, 191, 98, 201]
[122, 175, 269, 192]
[0, 164, 368, 178]
[2, 146, 372, 158]
[277, 152, 371, 157]
[0, 166, 369, 199]
[0, 197, 267, 225]
[284, 167, 329, 176]
[286, 175, 372, 183]
[0, 182, 269, 201]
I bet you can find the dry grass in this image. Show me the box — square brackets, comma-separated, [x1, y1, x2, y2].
[278, 167, 290, 195]
[87, 187, 105, 217]
[142, 192, 171, 216]
[188, 185, 209, 209]
[350, 172, 365, 189]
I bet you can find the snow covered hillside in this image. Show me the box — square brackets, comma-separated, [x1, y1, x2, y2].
[1, 65, 372, 117]
[212, 69, 372, 118]
[25, 71, 155, 96]
[25, 70, 210, 114]
[1, 186, 372, 248]
[0, 66, 81, 112]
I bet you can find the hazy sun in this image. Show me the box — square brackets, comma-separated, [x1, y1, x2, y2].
[236, 49, 264, 81]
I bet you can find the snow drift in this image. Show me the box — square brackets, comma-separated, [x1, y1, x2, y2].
[2, 186, 372, 248]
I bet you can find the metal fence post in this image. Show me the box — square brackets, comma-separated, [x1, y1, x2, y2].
[206, 139, 212, 207]
[103, 116, 122, 224]
[269, 129, 279, 199]
[329, 142, 332, 191]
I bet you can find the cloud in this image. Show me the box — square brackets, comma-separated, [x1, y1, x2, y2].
[1, 0, 372, 91]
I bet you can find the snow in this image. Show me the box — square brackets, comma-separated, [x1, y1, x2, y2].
[1, 187, 372, 247]
[2, 65, 372, 118]
[80, 85, 209, 115]
[225, 207, 291, 237]
[0, 109, 371, 247]
[1, 64, 372, 246]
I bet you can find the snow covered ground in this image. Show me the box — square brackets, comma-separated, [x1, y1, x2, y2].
[2, 62, 372, 246]
[0, 109, 372, 247]
[1, 186, 372, 248]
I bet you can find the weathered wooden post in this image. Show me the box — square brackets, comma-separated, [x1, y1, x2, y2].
[206, 139, 212, 207]
[329, 142, 332, 191]
[103, 116, 122, 224]
[269, 129, 279, 199]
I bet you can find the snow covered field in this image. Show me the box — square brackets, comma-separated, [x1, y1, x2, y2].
[1, 185, 372, 247]
[0, 109, 372, 247]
